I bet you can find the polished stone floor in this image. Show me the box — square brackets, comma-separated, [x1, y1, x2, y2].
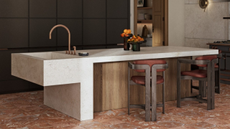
[0, 84, 230, 129]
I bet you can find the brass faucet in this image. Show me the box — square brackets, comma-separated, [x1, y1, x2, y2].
[49, 24, 71, 54]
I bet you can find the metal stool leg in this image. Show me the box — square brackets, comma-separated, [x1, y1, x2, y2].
[162, 71, 165, 114]
[177, 60, 181, 108]
[207, 62, 213, 110]
[128, 67, 130, 115]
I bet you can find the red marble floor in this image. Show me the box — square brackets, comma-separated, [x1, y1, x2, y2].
[0, 84, 230, 129]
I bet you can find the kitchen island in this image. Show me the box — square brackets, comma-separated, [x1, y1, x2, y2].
[12, 46, 218, 121]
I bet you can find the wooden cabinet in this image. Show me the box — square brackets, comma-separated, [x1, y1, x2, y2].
[134, 0, 168, 46]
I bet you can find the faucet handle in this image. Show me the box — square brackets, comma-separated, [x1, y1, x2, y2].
[73, 46, 76, 55]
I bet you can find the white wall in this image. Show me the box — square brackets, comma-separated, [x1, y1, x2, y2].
[168, 0, 185, 46]
[184, 0, 229, 48]
[130, 0, 134, 32]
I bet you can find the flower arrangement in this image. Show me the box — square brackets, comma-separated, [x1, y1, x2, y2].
[120, 29, 132, 38]
[127, 35, 144, 43]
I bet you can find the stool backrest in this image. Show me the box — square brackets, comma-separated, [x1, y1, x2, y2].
[195, 55, 218, 67]
[133, 60, 166, 73]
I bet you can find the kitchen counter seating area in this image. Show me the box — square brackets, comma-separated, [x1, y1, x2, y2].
[11, 46, 218, 121]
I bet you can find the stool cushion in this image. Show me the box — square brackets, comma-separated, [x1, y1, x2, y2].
[195, 55, 218, 68]
[181, 69, 207, 78]
[133, 60, 166, 73]
[131, 75, 164, 85]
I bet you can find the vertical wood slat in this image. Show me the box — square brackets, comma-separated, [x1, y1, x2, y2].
[94, 58, 191, 112]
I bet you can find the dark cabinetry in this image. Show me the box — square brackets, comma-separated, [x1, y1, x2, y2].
[0, 0, 28, 18]
[107, 0, 129, 18]
[0, 49, 30, 94]
[0, 19, 28, 48]
[30, 0, 56, 18]
[83, 0, 106, 18]
[83, 19, 106, 45]
[57, 0, 82, 18]
[30, 19, 57, 47]
[107, 19, 128, 44]
[0, 0, 130, 94]
[57, 19, 83, 46]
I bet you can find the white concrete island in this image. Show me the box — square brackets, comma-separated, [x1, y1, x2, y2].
[11, 46, 218, 121]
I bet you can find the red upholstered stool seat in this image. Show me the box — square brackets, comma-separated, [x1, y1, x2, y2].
[133, 60, 167, 72]
[131, 75, 164, 85]
[195, 55, 218, 68]
[181, 69, 207, 78]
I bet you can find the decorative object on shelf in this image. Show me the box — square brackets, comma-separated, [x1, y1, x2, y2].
[121, 29, 133, 51]
[138, 13, 145, 20]
[127, 35, 146, 51]
[142, 25, 149, 38]
[144, 13, 152, 20]
[199, 0, 209, 12]
[137, 0, 144, 7]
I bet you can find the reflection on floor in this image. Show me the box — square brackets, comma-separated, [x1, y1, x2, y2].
[0, 84, 230, 129]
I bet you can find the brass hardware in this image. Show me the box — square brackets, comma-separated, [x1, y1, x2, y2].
[73, 46, 76, 55]
[49, 24, 71, 54]
[199, 0, 209, 12]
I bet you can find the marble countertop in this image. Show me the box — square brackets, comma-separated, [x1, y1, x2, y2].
[20, 46, 219, 63]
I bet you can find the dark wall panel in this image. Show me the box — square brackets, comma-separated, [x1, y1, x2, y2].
[83, 19, 106, 45]
[57, 19, 82, 46]
[107, 0, 129, 18]
[83, 0, 106, 18]
[57, 0, 82, 18]
[0, 49, 28, 81]
[0, 19, 28, 48]
[0, 79, 29, 94]
[30, 19, 57, 47]
[30, 0, 56, 18]
[0, 0, 28, 18]
[107, 19, 128, 44]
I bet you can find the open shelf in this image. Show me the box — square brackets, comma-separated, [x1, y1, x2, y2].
[223, 17, 230, 19]
[137, 20, 152, 23]
[137, 7, 152, 10]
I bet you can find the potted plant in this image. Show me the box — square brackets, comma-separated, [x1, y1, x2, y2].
[121, 29, 133, 51]
[127, 35, 145, 51]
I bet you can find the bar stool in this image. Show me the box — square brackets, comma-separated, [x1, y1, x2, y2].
[128, 60, 168, 121]
[177, 57, 218, 110]
[191, 55, 221, 96]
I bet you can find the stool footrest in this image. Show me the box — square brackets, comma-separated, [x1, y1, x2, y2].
[130, 104, 164, 109]
[181, 96, 207, 103]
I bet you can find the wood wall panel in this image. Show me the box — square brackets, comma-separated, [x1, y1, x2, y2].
[94, 58, 191, 112]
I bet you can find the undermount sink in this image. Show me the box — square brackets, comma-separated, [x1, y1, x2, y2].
[21, 51, 74, 60]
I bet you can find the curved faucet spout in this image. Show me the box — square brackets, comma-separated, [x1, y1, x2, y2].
[49, 24, 71, 54]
